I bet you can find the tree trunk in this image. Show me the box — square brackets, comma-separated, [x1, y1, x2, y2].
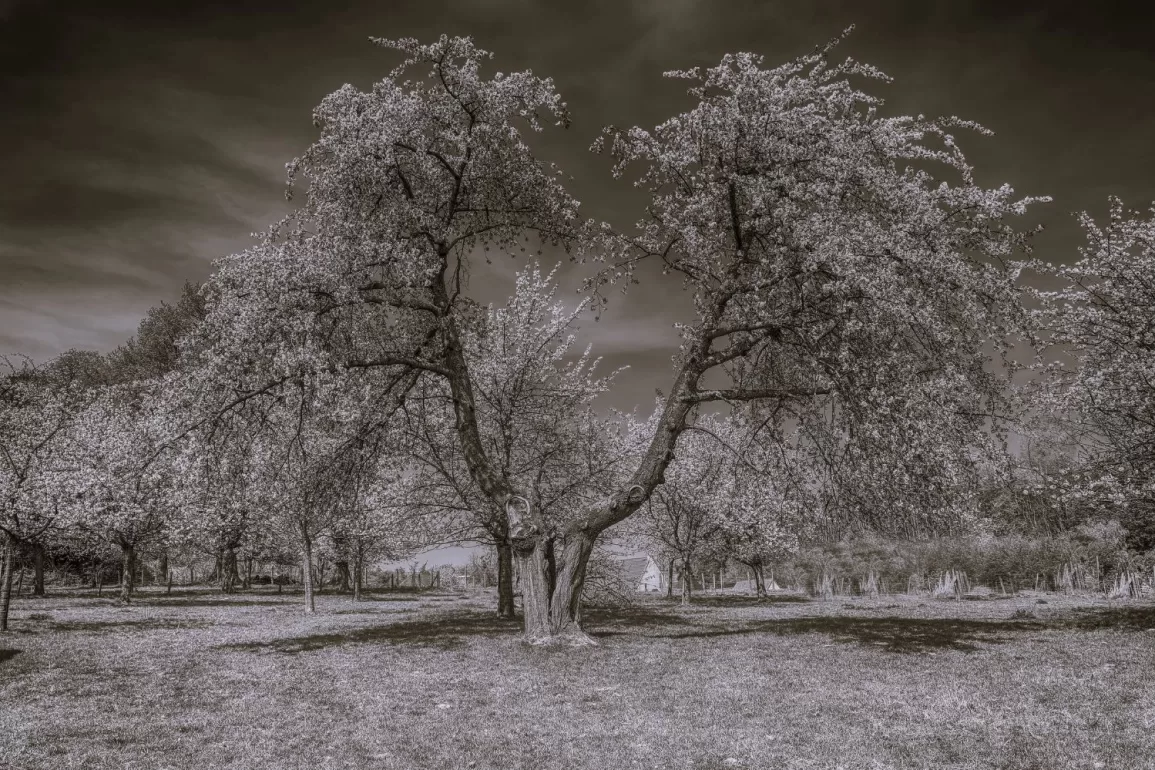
[242, 556, 253, 590]
[496, 540, 516, 619]
[352, 552, 363, 602]
[219, 545, 239, 594]
[301, 531, 316, 613]
[681, 557, 693, 606]
[666, 559, 675, 599]
[752, 562, 767, 597]
[335, 560, 351, 593]
[0, 537, 15, 632]
[514, 532, 597, 645]
[119, 543, 136, 604]
[32, 543, 45, 597]
[96, 561, 104, 596]
[158, 551, 168, 589]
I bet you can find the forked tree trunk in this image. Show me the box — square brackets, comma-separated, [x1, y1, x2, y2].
[741, 559, 767, 597]
[514, 532, 597, 645]
[0, 537, 15, 632]
[219, 545, 239, 594]
[119, 543, 136, 604]
[32, 543, 45, 597]
[752, 562, 767, 597]
[496, 540, 516, 619]
[301, 531, 316, 613]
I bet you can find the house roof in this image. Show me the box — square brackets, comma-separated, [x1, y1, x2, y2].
[615, 556, 652, 587]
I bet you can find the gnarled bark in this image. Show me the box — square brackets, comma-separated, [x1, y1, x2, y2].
[514, 530, 597, 646]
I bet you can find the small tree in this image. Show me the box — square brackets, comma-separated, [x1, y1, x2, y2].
[1039, 198, 1155, 549]
[66, 383, 180, 604]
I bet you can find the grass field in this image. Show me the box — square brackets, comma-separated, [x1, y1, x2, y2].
[1, 587, 1153, 770]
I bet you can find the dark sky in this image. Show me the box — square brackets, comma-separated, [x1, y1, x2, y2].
[2, 0, 1154, 409]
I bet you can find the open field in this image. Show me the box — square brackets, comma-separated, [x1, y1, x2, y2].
[2, 588, 1154, 770]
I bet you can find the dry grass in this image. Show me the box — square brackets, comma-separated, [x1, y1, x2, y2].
[2, 586, 1154, 769]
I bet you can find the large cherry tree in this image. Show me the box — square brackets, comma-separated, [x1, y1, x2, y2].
[189, 32, 1044, 643]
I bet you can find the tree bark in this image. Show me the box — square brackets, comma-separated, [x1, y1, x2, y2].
[0, 537, 15, 632]
[335, 560, 351, 593]
[32, 543, 45, 597]
[301, 531, 316, 613]
[666, 559, 675, 599]
[753, 562, 767, 597]
[496, 540, 516, 619]
[219, 545, 239, 594]
[681, 557, 693, 606]
[740, 559, 767, 597]
[514, 531, 597, 645]
[242, 556, 253, 590]
[119, 543, 136, 604]
[158, 550, 168, 589]
[352, 552, 363, 602]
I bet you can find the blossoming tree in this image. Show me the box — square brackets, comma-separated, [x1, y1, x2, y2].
[188, 31, 1045, 643]
[1038, 198, 1155, 546]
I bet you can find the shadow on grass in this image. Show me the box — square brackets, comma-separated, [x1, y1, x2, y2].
[676, 594, 811, 608]
[221, 612, 523, 654]
[0, 648, 20, 664]
[137, 597, 293, 608]
[586, 605, 692, 638]
[650, 616, 1046, 653]
[45, 619, 215, 633]
[1058, 605, 1155, 631]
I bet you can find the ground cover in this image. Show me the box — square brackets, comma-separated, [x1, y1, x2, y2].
[1, 587, 1153, 769]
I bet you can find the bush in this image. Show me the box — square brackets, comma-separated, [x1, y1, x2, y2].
[771, 522, 1145, 596]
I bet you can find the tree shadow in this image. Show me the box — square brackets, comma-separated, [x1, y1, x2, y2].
[585, 605, 691, 638]
[45, 619, 215, 633]
[684, 594, 811, 608]
[137, 597, 292, 608]
[658, 616, 1047, 653]
[220, 612, 523, 654]
[1057, 605, 1155, 631]
[0, 649, 20, 664]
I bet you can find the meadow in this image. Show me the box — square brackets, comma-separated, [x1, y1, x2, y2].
[1, 587, 1153, 770]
